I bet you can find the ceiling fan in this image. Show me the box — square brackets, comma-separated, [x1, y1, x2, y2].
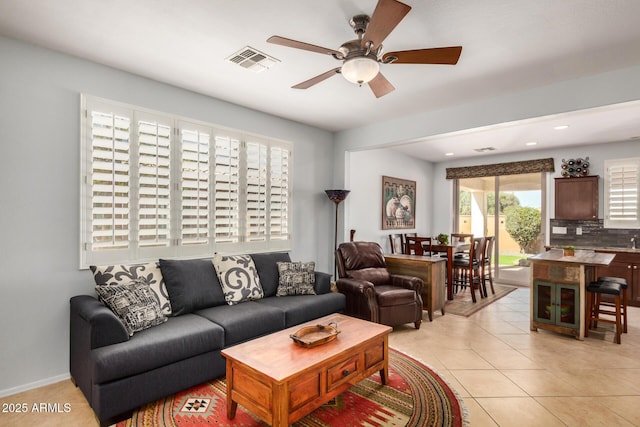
[267, 0, 462, 98]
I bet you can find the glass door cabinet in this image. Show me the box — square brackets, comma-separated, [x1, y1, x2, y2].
[533, 280, 579, 329]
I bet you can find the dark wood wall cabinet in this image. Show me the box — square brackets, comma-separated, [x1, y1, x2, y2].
[554, 176, 598, 220]
[595, 251, 640, 307]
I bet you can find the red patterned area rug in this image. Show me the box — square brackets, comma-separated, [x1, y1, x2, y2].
[118, 348, 468, 427]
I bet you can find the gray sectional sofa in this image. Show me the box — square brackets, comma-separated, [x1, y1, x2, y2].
[69, 252, 345, 426]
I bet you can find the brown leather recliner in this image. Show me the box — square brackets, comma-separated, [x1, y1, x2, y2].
[335, 241, 423, 329]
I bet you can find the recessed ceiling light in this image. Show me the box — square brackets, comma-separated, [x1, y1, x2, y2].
[525, 141, 537, 146]
[553, 125, 569, 130]
[445, 152, 454, 156]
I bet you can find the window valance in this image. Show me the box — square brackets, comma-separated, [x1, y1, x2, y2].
[446, 158, 555, 179]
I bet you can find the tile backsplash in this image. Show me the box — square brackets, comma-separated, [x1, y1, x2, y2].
[549, 219, 638, 248]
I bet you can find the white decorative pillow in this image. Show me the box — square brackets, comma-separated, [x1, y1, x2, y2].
[95, 280, 168, 336]
[276, 262, 316, 296]
[90, 262, 172, 315]
[213, 254, 264, 305]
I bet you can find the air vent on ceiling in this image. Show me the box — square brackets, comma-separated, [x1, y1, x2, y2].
[474, 147, 497, 153]
[226, 46, 280, 73]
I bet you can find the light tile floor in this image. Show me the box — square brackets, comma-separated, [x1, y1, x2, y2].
[390, 287, 640, 426]
[2, 287, 639, 426]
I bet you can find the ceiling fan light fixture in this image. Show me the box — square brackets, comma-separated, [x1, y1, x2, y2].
[341, 56, 380, 85]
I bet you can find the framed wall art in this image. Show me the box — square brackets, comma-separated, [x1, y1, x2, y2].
[382, 176, 416, 230]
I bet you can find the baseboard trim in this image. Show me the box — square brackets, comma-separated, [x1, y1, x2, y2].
[0, 373, 71, 398]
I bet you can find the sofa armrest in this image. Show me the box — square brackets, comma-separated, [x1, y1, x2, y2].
[70, 295, 130, 402]
[336, 278, 378, 323]
[314, 271, 332, 294]
[70, 295, 129, 349]
[390, 274, 424, 293]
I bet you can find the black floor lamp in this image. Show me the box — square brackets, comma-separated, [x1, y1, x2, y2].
[325, 189, 350, 279]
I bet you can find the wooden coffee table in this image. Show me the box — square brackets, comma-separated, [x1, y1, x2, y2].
[221, 314, 392, 426]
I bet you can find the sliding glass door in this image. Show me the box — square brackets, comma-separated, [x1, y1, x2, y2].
[457, 173, 545, 285]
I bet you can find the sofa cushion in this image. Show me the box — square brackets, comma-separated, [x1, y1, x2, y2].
[251, 252, 292, 297]
[194, 302, 285, 346]
[91, 262, 172, 315]
[257, 293, 346, 327]
[94, 280, 168, 336]
[276, 261, 316, 296]
[213, 254, 264, 305]
[159, 258, 225, 316]
[92, 314, 224, 384]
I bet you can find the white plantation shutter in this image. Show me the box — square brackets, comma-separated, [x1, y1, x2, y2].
[246, 141, 268, 242]
[605, 158, 640, 228]
[137, 118, 171, 247]
[90, 110, 131, 250]
[81, 95, 292, 267]
[270, 145, 290, 241]
[180, 126, 210, 245]
[214, 134, 241, 244]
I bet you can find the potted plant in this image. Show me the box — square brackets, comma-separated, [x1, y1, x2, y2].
[563, 245, 575, 256]
[437, 233, 449, 245]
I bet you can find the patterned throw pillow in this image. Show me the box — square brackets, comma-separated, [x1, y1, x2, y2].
[276, 262, 316, 296]
[90, 263, 172, 315]
[213, 254, 264, 305]
[95, 280, 168, 336]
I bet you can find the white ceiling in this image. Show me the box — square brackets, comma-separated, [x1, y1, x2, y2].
[1, 0, 640, 161]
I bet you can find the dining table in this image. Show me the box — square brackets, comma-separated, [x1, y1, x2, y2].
[406, 237, 468, 300]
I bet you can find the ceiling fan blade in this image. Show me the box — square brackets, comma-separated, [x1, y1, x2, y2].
[368, 72, 395, 98]
[292, 67, 341, 89]
[267, 36, 342, 57]
[383, 46, 463, 65]
[362, 0, 411, 49]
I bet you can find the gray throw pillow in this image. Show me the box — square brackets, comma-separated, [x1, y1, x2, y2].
[91, 262, 172, 315]
[95, 280, 168, 336]
[276, 261, 316, 296]
[159, 258, 226, 316]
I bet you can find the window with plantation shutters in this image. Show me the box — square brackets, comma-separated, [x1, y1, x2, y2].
[246, 140, 268, 243]
[137, 117, 171, 248]
[270, 145, 290, 241]
[81, 95, 292, 267]
[89, 110, 131, 252]
[604, 158, 640, 228]
[214, 134, 241, 244]
[180, 126, 210, 245]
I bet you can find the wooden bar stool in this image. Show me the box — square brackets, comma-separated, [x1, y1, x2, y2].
[597, 276, 628, 333]
[585, 280, 623, 344]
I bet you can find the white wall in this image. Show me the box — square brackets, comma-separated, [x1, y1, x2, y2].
[0, 36, 335, 395]
[346, 149, 434, 251]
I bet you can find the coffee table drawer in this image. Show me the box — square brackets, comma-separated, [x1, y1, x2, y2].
[289, 371, 322, 411]
[364, 341, 385, 369]
[327, 353, 361, 391]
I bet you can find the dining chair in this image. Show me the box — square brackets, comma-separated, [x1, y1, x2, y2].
[452, 237, 484, 302]
[481, 236, 496, 297]
[420, 237, 433, 256]
[388, 234, 404, 254]
[451, 233, 473, 247]
[405, 236, 425, 255]
[402, 233, 417, 254]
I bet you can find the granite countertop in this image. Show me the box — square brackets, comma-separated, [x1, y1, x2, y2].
[546, 245, 640, 254]
[530, 250, 616, 266]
